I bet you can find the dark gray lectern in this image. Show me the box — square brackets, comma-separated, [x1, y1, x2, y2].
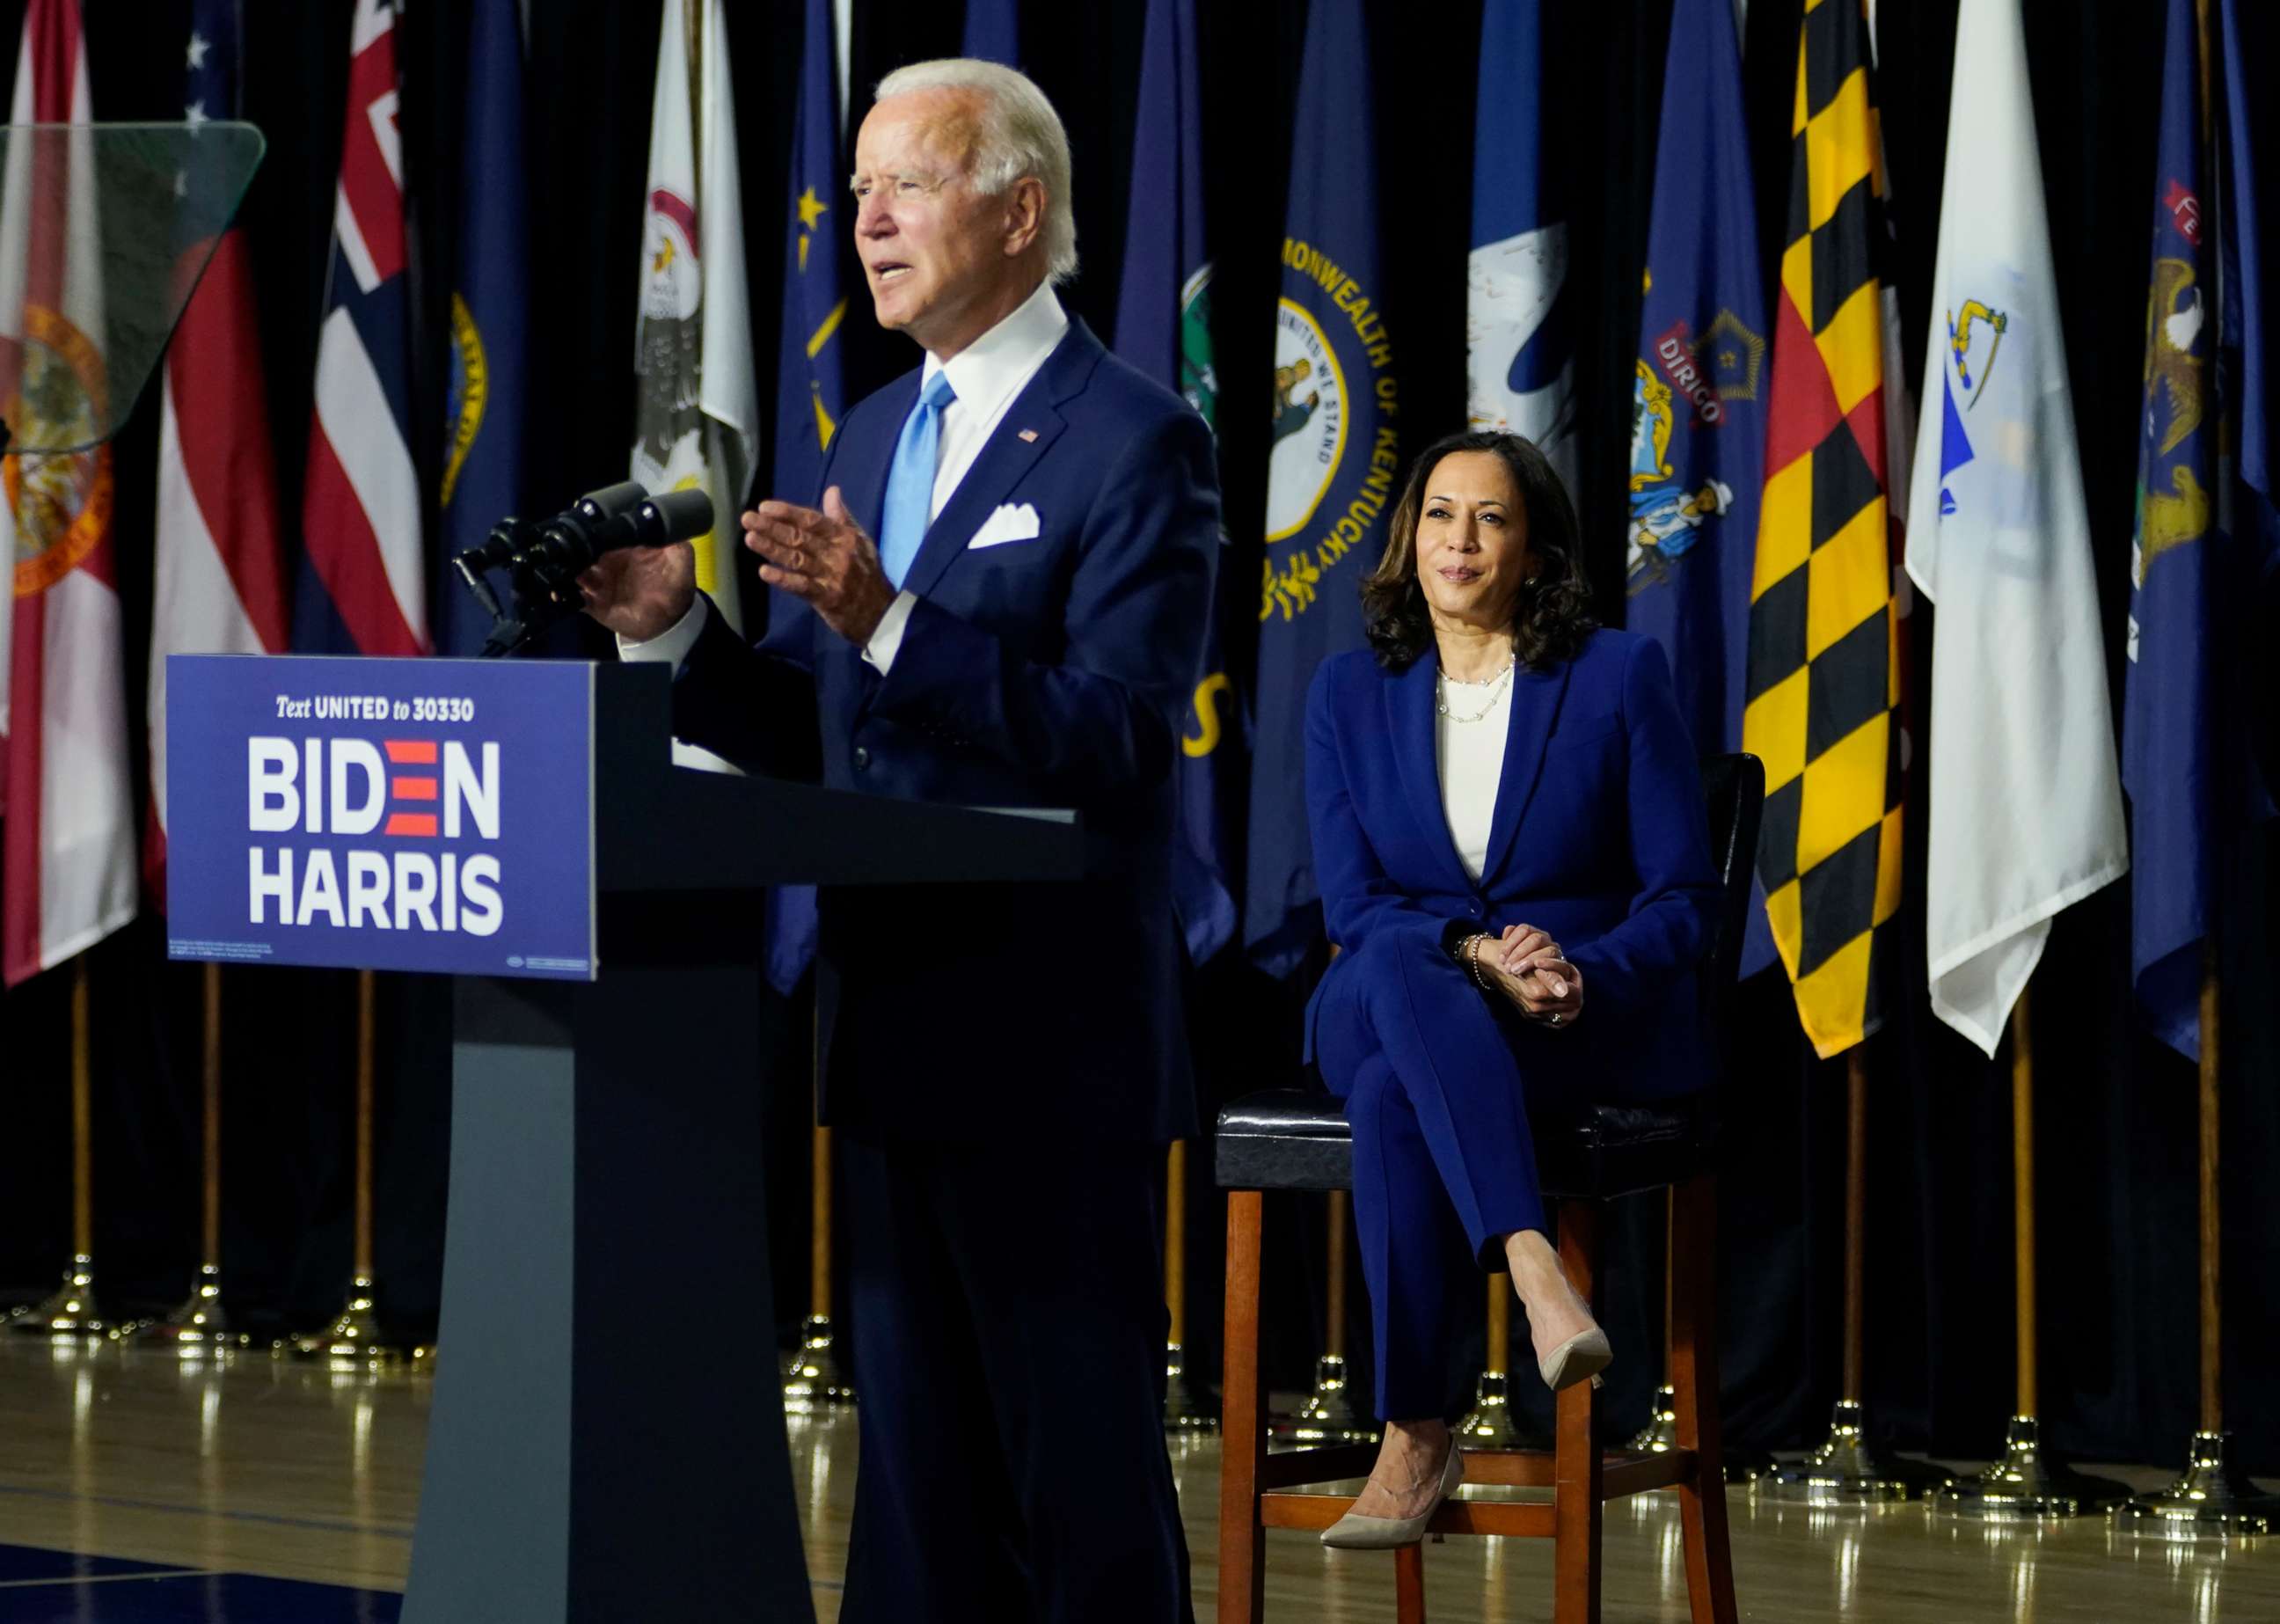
[402, 664, 1083, 1622]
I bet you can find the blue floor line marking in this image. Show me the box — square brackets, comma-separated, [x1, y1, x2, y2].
[0, 1484, 412, 1541]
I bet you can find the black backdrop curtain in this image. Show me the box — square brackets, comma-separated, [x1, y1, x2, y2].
[0, 0, 2273, 1474]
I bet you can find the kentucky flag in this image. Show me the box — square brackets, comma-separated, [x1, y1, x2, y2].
[296, 0, 426, 657]
[436, 0, 529, 658]
[1245, 0, 1400, 978]
[2123, 0, 2278, 1059]
[1741, 0, 1904, 1059]
[1467, 0, 1576, 494]
[1115, 0, 1236, 966]
[758, 0, 850, 996]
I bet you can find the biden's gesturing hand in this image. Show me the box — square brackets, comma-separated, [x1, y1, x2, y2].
[579, 540, 696, 643]
[742, 486, 897, 647]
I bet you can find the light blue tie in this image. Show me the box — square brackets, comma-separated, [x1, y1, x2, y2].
[877, 369, 956, 588]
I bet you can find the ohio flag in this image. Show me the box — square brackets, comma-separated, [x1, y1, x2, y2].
[0, 0, 138, 985]
[296, 0, 425, 658]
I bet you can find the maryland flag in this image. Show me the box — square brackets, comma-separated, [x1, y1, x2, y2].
[1742, 0, 1903, 1058]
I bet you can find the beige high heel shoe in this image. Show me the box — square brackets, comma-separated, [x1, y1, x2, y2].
[1319, 1444, 1464, 1549]
[1538, 1324, 1612, 1392]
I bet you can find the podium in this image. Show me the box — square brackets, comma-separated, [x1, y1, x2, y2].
[165, 655, 1084, 1622]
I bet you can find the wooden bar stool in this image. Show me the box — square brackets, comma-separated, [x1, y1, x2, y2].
[1213, 754, 1762, 1624]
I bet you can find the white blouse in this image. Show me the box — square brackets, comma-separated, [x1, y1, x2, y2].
[1436, 675, 1511, 882]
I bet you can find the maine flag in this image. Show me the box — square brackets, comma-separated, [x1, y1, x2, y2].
[758, 0, 849, 995]
[437, 0, 529, 658]
[2123, 0, 2277, 1059]
[1468, 0, 1576, 494]
[1904, 0, 2125, 1057]
[1115, 0, 1235, 966]
[1246, 0, 1399, 977]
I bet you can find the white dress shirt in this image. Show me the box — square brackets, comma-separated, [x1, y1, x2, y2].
[620, 280, 1071, 677]
[1436, 673, 1512, 883]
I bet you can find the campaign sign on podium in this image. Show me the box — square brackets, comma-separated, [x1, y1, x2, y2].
[164, 654, 596, 980]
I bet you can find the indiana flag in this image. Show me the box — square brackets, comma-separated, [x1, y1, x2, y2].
[296, 0, 424, 657]
[0, 0, 138, 985]
[2123, 0, 2278, 1059]
[1116, 0, 1237, 968]
[435, 0, 530, 658]
[1904, 0, 2126, 1057]
[632, 0, 756, 633]
[1245, 0, 1399, 977]
[1467, 0, 1577, 494]
[757, 0, 849, 995]
[1742, 0, 1904, 1058]
[148, 0, 289, 904]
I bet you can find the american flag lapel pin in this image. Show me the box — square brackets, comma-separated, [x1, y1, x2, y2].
[1018, 428, 1039, 443]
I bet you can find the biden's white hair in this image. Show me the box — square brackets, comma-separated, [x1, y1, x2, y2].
[873, 57, 1078, 285]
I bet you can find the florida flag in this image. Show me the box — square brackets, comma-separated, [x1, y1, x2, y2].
[295, 0, 425, 657]
[148, 0, 289, 902]
[0, 0, 138, 985]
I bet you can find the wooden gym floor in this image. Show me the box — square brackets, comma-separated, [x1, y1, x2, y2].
[0, 1337, 2274, 1620]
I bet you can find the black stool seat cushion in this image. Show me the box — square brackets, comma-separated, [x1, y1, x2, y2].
[1214, 1088, 1716, 1202]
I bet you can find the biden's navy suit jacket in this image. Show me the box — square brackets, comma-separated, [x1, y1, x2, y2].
[669, 318, 1217, 1145]
[1304, 628, 1721, 1099]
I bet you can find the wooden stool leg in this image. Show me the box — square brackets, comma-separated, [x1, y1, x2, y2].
[1394, 1541, 1428, 1622]
[1553, 1200, 1604, 1624]
[1219, 1190, 1268, 1624]
[1670, 1173, 1737, 1624]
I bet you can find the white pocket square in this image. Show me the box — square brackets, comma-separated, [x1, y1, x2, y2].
[968, 502, 1042, 549]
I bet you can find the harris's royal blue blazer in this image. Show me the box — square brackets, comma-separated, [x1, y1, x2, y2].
[663, 318, 1218, 1145]
[1304, 628, 1722, 1099]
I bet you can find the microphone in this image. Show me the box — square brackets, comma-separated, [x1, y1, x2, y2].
[527, 486, 716, 575]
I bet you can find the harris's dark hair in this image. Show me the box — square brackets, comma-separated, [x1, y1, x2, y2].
[1360, 429, 1597, 670]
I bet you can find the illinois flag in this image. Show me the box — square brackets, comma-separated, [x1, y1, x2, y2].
[632, 0, 756, 633]
[149, 0, 289, 902]
[1246, 0, 1399, 977]
[296, 0, 424, 657]
[1467, 0, 1576, 494]
[1904, 0, 2125, 1057]
[1742, 0, 1904, 1058]
[0, 0, 137, 985]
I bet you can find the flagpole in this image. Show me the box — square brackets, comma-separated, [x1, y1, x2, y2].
[784, 1000, 851, 1408]
[136, 962, 248, 1352]
[1287, 1190, 1371, 1442]
[1162, 1140, 1218, 1431]
[14, 958, 112, 1337]
[2116, 943, 2278, 1535]
[1766, 1046, 1949, 1502]
[295, 970, 390, 1360]
[1937, 984, 2124, 1517]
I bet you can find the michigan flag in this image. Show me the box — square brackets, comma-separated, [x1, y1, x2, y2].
[1245, 0, 1399, 977]
[1467, 0, 1576, 494]
[1115, 0, 1236, 966]
[1742, 0, 1904, 1058]
[1904, 0, 2125, 1057]
[758, 0, 849, 995]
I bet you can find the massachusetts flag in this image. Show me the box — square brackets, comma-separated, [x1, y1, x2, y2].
[296, 0, 425, 658]
[1115, 0, 1237, 967]
[1468, 0, 1576, 494]
[632, 0, 756, 633]
[1904, 0, 2125, 1057]
[0, 0, 138, 985]
[148, 0, 289, 903]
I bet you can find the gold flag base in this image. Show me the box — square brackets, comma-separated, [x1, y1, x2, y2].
[1455, 1368, 1530, 1447]
[1278, 1352, 1376, 1444]
[2113, 1431, 2278, 1540]
[1763, 1400, 1954, 1503]
[782, 1314, 856, 1410]
[289, 1275, 396, 1363]
[1630, 1383, 1680, 1453]
[1163, 1341, 1220, 1433]
[131, 1265, 252, 1355]
[10, 1256, 116, 1339]
[1933, 1416, 2128, 1520]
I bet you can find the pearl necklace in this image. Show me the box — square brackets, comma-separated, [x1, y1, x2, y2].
[1436, 657, 1516, 724]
